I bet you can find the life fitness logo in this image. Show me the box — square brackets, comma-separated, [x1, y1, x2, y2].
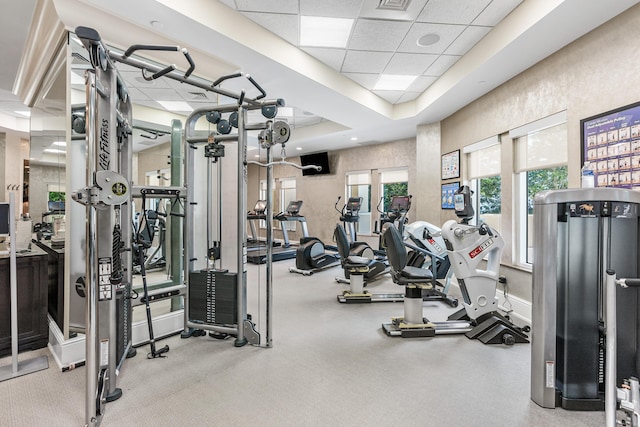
[469, 238, 494, 259]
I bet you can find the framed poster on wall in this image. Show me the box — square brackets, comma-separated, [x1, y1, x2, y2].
[441, 150, 460, 180]
[441, 181, 460, 209]
[581, 101, 640, 189]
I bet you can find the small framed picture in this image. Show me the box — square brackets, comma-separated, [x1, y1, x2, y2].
[441, 150, 460, 180]
[441, 181, 460, 209]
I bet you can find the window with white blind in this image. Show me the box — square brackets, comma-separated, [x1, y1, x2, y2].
[379, 168, 409, 212]
[279, 177, 297, 231]
[512, 112, 568, 266]
[346, 171, 371, 235]
[464, 136, 501, 233]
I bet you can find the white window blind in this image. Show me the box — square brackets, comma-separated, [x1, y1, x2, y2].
[514, 122, 568, 172]
[347, 171, 370, 185]
[464, 136, 500, 179]
[379, 168, 408, 183]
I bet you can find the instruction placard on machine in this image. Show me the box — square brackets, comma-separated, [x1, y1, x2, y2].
[98, 257, 113, 301]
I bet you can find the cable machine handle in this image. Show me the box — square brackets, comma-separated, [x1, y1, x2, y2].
[123, 44, 195, 80]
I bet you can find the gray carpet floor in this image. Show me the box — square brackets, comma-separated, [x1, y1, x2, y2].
[0, 258, 606, 426]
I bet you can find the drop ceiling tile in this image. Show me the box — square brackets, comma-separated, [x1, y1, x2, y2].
[372, 90, 403, 104]
[342, 50, 393, 73]
[417, 0, 492, 25]
[359, 0, 428, 21]
[445, 25, 491, 55]
[348, 19, 412, 52]
[384, 52, 438, 75]
[397, 22, 466, 54]
[127, 88, 151, 102]
[235, 0, 298, 14]
[241, 12, 299, 45]
[407, 75, 437, 92]
[424, 54, 460, 76]
[300, 0, 363, 18]
[342, 72, 380, 90]
[473, 0, 523, 26]
[140, 88, 186, 101]
[302, 47, 347, 71]
[118, 70, 171, 89]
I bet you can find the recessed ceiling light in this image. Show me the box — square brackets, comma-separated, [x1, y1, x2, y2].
[374, 74, 418, 91]
[150, 20, 163, 30]
[350, 137, 358, 141]
[156, 101, 193, 112]
[300, 16, 354, 48]
[14, 110, 30, 117]
[417, 33, 440, 47]
[296, 147, 302, 150]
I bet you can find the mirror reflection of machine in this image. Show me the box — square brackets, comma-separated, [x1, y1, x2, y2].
[531, 188, 640, 411]
[34, 201, 66, 247]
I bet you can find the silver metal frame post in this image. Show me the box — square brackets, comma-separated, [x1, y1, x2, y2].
[605, 270, 617, 427]
[235, 105, 248, 346]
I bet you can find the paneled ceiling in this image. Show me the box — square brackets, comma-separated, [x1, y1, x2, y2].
[3, 0, 640, 161]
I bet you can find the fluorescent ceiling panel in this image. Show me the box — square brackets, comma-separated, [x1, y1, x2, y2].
[374, 74, 418, 91]
[300, 16, 354, 48]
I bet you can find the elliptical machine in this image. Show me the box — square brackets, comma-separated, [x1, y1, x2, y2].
[382, 185, 528, 344]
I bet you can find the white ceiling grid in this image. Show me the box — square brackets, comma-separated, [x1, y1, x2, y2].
[223, 0, 523, 103]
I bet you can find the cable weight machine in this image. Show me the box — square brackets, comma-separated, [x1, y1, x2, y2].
[71, 24, 290, 425]
[181, 79, 303, 347]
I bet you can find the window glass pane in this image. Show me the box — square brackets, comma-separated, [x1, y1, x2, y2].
[525, 165, 568, 263]
[347, 184, 371, 234]
[478, 176, 501, 234]
[279, 178, 296, 231]
[381, 182, 408, 212]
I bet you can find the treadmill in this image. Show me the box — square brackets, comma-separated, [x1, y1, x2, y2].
[247, 200, 309, 264]
[246, 200, 281, 250]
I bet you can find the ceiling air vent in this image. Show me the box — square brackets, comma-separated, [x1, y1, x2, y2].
[377, 0, 411, 11]
[188, 92, 208, 100]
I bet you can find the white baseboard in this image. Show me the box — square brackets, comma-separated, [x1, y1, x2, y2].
[449, 283, 532, 327]
[47, 310, 185, 371]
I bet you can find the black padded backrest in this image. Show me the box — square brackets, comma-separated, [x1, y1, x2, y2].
[333, 223, 350, 259]
[383, 224, 407, 272]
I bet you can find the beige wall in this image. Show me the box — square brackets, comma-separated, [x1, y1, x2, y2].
[29, 163, 65, 222]
[247, 138, 417, 247]
[421, 4, 640, 301]
[136, 142, 172, 186]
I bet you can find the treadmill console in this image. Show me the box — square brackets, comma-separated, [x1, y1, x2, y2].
[286, 200, 303, 216]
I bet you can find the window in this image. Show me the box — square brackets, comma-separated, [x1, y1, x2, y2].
[379, 168, 409, 212]
[279, 177, 297, 231]
[512, 113, 568, 265]
[464, 137, 501, 233]
[346, 172, 371, 235]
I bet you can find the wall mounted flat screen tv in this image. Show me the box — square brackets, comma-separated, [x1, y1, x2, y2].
[300, 152, 331, 176]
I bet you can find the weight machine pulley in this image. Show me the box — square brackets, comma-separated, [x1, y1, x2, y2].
[72, 24, 288, 426]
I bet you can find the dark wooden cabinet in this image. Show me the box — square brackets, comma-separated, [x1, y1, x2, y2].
[0, 250, 48, 357]
[34, 241, 65, 329]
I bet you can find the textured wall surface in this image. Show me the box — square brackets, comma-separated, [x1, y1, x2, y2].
[433, 4, 640, 300]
